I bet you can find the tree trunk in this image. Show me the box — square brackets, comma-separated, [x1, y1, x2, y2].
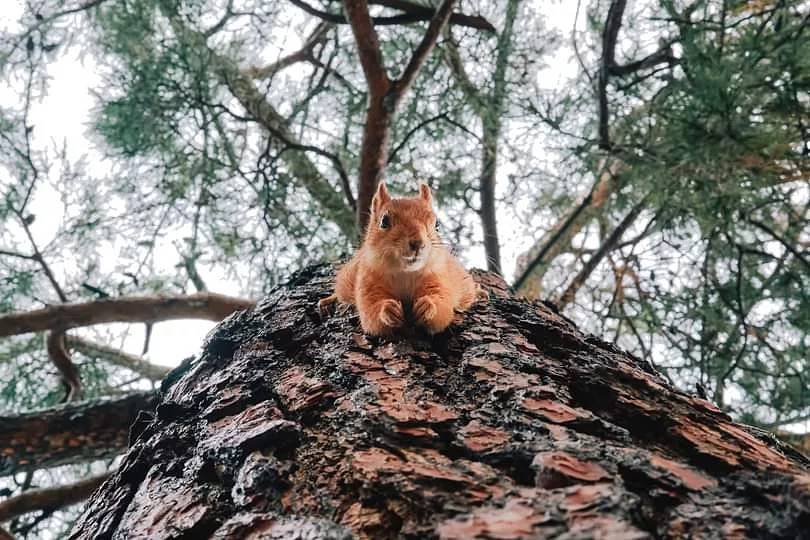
[70, 265, 810, 539]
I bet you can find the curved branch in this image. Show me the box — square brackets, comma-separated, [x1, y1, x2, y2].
[66, 336, 171, 381]
[392, 0, 456, 100]
[555, 196, 648, 309]
[46, 331, 82, 403]
[288, 0, 494, 31]
[0, 293, 255, 337]
[0, 473, 110, 522]
[387, 112, 478, 164]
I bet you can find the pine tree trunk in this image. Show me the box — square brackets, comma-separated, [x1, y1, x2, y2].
[70, 265, 810, 539]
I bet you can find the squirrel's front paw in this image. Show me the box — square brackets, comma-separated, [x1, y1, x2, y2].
[414, 295, 454, 334]
[317, 294, 338, 318]
[378, 299, 405, 328]
[413, 295, 438, 323]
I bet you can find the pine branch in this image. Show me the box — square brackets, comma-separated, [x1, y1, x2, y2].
[0, 293, 255, 338]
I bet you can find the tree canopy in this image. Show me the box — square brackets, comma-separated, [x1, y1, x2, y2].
[0, 0, 808, 536]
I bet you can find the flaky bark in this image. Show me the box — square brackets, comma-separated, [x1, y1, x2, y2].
[71, 265, 809, 539]
[0, 391, 157, 475]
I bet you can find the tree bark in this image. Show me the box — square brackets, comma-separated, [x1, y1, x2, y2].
[0, 391, 157, 476]
[70, 266, 809, 539]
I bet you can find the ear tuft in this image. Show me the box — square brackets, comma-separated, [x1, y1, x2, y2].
[372, 181, 391, 214]
[418, 182, 432, 203]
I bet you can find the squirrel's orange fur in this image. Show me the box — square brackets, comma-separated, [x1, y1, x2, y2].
[319, 182, 481, 335]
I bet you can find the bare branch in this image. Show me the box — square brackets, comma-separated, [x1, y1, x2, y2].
[388, 112, 478, 164]
[514, 160, 621, 294]
[0, 292, 254, 338]
[343, 0, 391, 96]
[288, 0, 494, 31]
[245, 23, 331, 80]
[0, 473, 109, 523]
[46, 331, 82, 403]
[66, 336, 171, 381]
[12, 209, 68, 303]
[555, 197, 647, 309]
[6, 0, 109, 60]
[748, 218, 810, 270]
[0, 249, 36, 260]
[392, 0, 456, 100]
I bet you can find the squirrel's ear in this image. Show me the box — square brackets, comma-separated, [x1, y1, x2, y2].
[418, 182, 432, 203]
[372, 181, 391, 213]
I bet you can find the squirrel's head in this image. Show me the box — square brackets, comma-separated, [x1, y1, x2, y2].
[364, 182, 439, 272]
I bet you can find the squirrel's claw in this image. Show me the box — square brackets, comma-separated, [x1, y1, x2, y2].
[378, 299, 405, 328]
[413, 296, 438, 323]
[475, 284, 490, 302]
[318, 294, 338, 319]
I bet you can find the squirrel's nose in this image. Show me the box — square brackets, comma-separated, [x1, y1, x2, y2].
[409, 239, 423, 253]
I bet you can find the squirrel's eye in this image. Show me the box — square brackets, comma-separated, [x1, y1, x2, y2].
[379, 214, 391, 230]
[434, 220, 440, 231]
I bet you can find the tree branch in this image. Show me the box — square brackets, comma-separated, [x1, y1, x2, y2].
[0, 474, 109, 523]
[0, 392, 157, 475]
[514, 159, 621, 294]
[748, 218, 810, 270]
[392, 0, 456, 100]
[598, 0, 628, 149]
[346, 0, 458, 232]
[12, 209, 68, 303]
[245, 23, 331, 80]
[288, 0, 493, 31]
[46, 330, 82, 403]
[388, 112, 478, 164]
[165, 15, 357, 235]
[0, 292, 254, 338]
[66, 336, 171, 381]
[343, 0, 391, 96]
[555, 197, 647, 309]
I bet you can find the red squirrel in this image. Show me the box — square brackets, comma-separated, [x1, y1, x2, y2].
[319, 182, 483, 335]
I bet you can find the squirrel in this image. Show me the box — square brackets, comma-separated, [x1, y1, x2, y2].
[318, 182, 484, 336]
